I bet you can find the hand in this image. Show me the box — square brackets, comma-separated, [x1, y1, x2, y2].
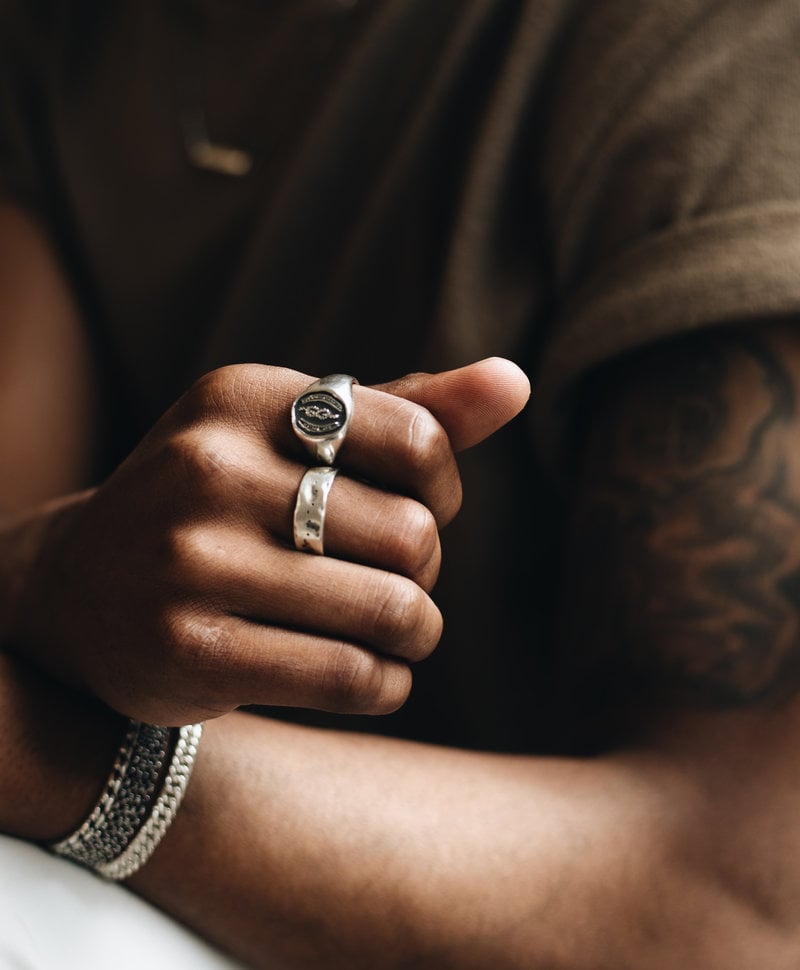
[8, 358, 529, 724]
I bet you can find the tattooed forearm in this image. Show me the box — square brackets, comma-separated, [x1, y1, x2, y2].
[561, 326, 800, 707]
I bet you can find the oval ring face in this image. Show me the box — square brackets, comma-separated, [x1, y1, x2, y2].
[292, 391, 346, 437]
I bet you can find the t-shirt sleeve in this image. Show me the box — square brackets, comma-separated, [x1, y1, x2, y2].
[534, 0, 800, 468]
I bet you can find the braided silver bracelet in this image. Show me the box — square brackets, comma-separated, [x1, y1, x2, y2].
[50, 719, 203, 881]
[96, 723, 203, 880]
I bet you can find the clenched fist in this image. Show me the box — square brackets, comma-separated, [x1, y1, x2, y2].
[7, 358, 529, 724]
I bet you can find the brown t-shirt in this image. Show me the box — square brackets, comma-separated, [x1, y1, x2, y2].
[3, 0, 800, 752]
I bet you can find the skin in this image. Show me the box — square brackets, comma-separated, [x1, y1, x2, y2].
[5, 203, 800, 968]
[562, 327, 800, 707]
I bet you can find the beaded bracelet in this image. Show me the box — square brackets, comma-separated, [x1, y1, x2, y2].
[50, 719, 203, 880]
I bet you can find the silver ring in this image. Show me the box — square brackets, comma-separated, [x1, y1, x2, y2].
[291, 374, 357, 466]
[293, 466, 339, 555]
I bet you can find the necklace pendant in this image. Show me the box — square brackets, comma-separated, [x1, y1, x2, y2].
[184, 136, 254, 178]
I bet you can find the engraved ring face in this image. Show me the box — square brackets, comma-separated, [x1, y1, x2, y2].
[292, 391, 346, 438]
[291, 374, 357, 466]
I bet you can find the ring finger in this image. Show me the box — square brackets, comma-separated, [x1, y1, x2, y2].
[194, 439, 442, 589]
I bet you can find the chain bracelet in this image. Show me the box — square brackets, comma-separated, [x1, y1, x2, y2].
[49, 720, 203, 880]
[96, 722, 204, 880]
[51, 721, 171, 866]
[50, 719, 140, 857]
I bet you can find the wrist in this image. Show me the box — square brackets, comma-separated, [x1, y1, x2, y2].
[0, 650, 125, 841]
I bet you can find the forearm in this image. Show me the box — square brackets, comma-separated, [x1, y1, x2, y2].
[1, 648, 795, 970]
[133, 712, 646, 970]
[128, 709, 790, 970]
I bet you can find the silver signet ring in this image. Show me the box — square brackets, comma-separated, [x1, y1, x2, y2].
[293, 466, 339, 555]
[291, 374, 358, 466]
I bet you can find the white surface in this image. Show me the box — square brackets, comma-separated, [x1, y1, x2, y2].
[0, 834, 247, 970]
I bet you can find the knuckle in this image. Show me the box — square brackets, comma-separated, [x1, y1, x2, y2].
[165, 609, 232, 668]
[160, 610, 237, 714]
[183, 365, 258, 418]
[178, 368, 234, 421]
[161, 523, 223, 582]
[416, 544, 442, 594]
[320, 643, 408, 714]
[375, 661, 413, 714]
[320, 643, 382, 710]
[180, 364, 286, 430]
[369, 575, 441, 660]
[164, 428, 242, 502]
[403, 406, 449, 472]
[383, 500, 439, 579]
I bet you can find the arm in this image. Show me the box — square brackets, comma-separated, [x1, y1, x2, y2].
[560, 324, 800, 709]
[0, 204, 96, 508]
[3, 201, 798, 968]
[129, 706, 800, 970]
[4, 651, 797, 970]
[123, 322, 800, 969]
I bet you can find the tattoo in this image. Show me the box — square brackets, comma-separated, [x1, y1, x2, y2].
[563, 329, 800, 706]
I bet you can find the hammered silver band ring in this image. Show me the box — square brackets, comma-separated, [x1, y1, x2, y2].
[291, 374, 357, 467]
[293, 466, 339, 555]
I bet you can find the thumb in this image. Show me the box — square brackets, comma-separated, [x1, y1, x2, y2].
[374, 357, 531, 452]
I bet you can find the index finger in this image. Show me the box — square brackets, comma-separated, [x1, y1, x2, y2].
[199, 365, 462, 526]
